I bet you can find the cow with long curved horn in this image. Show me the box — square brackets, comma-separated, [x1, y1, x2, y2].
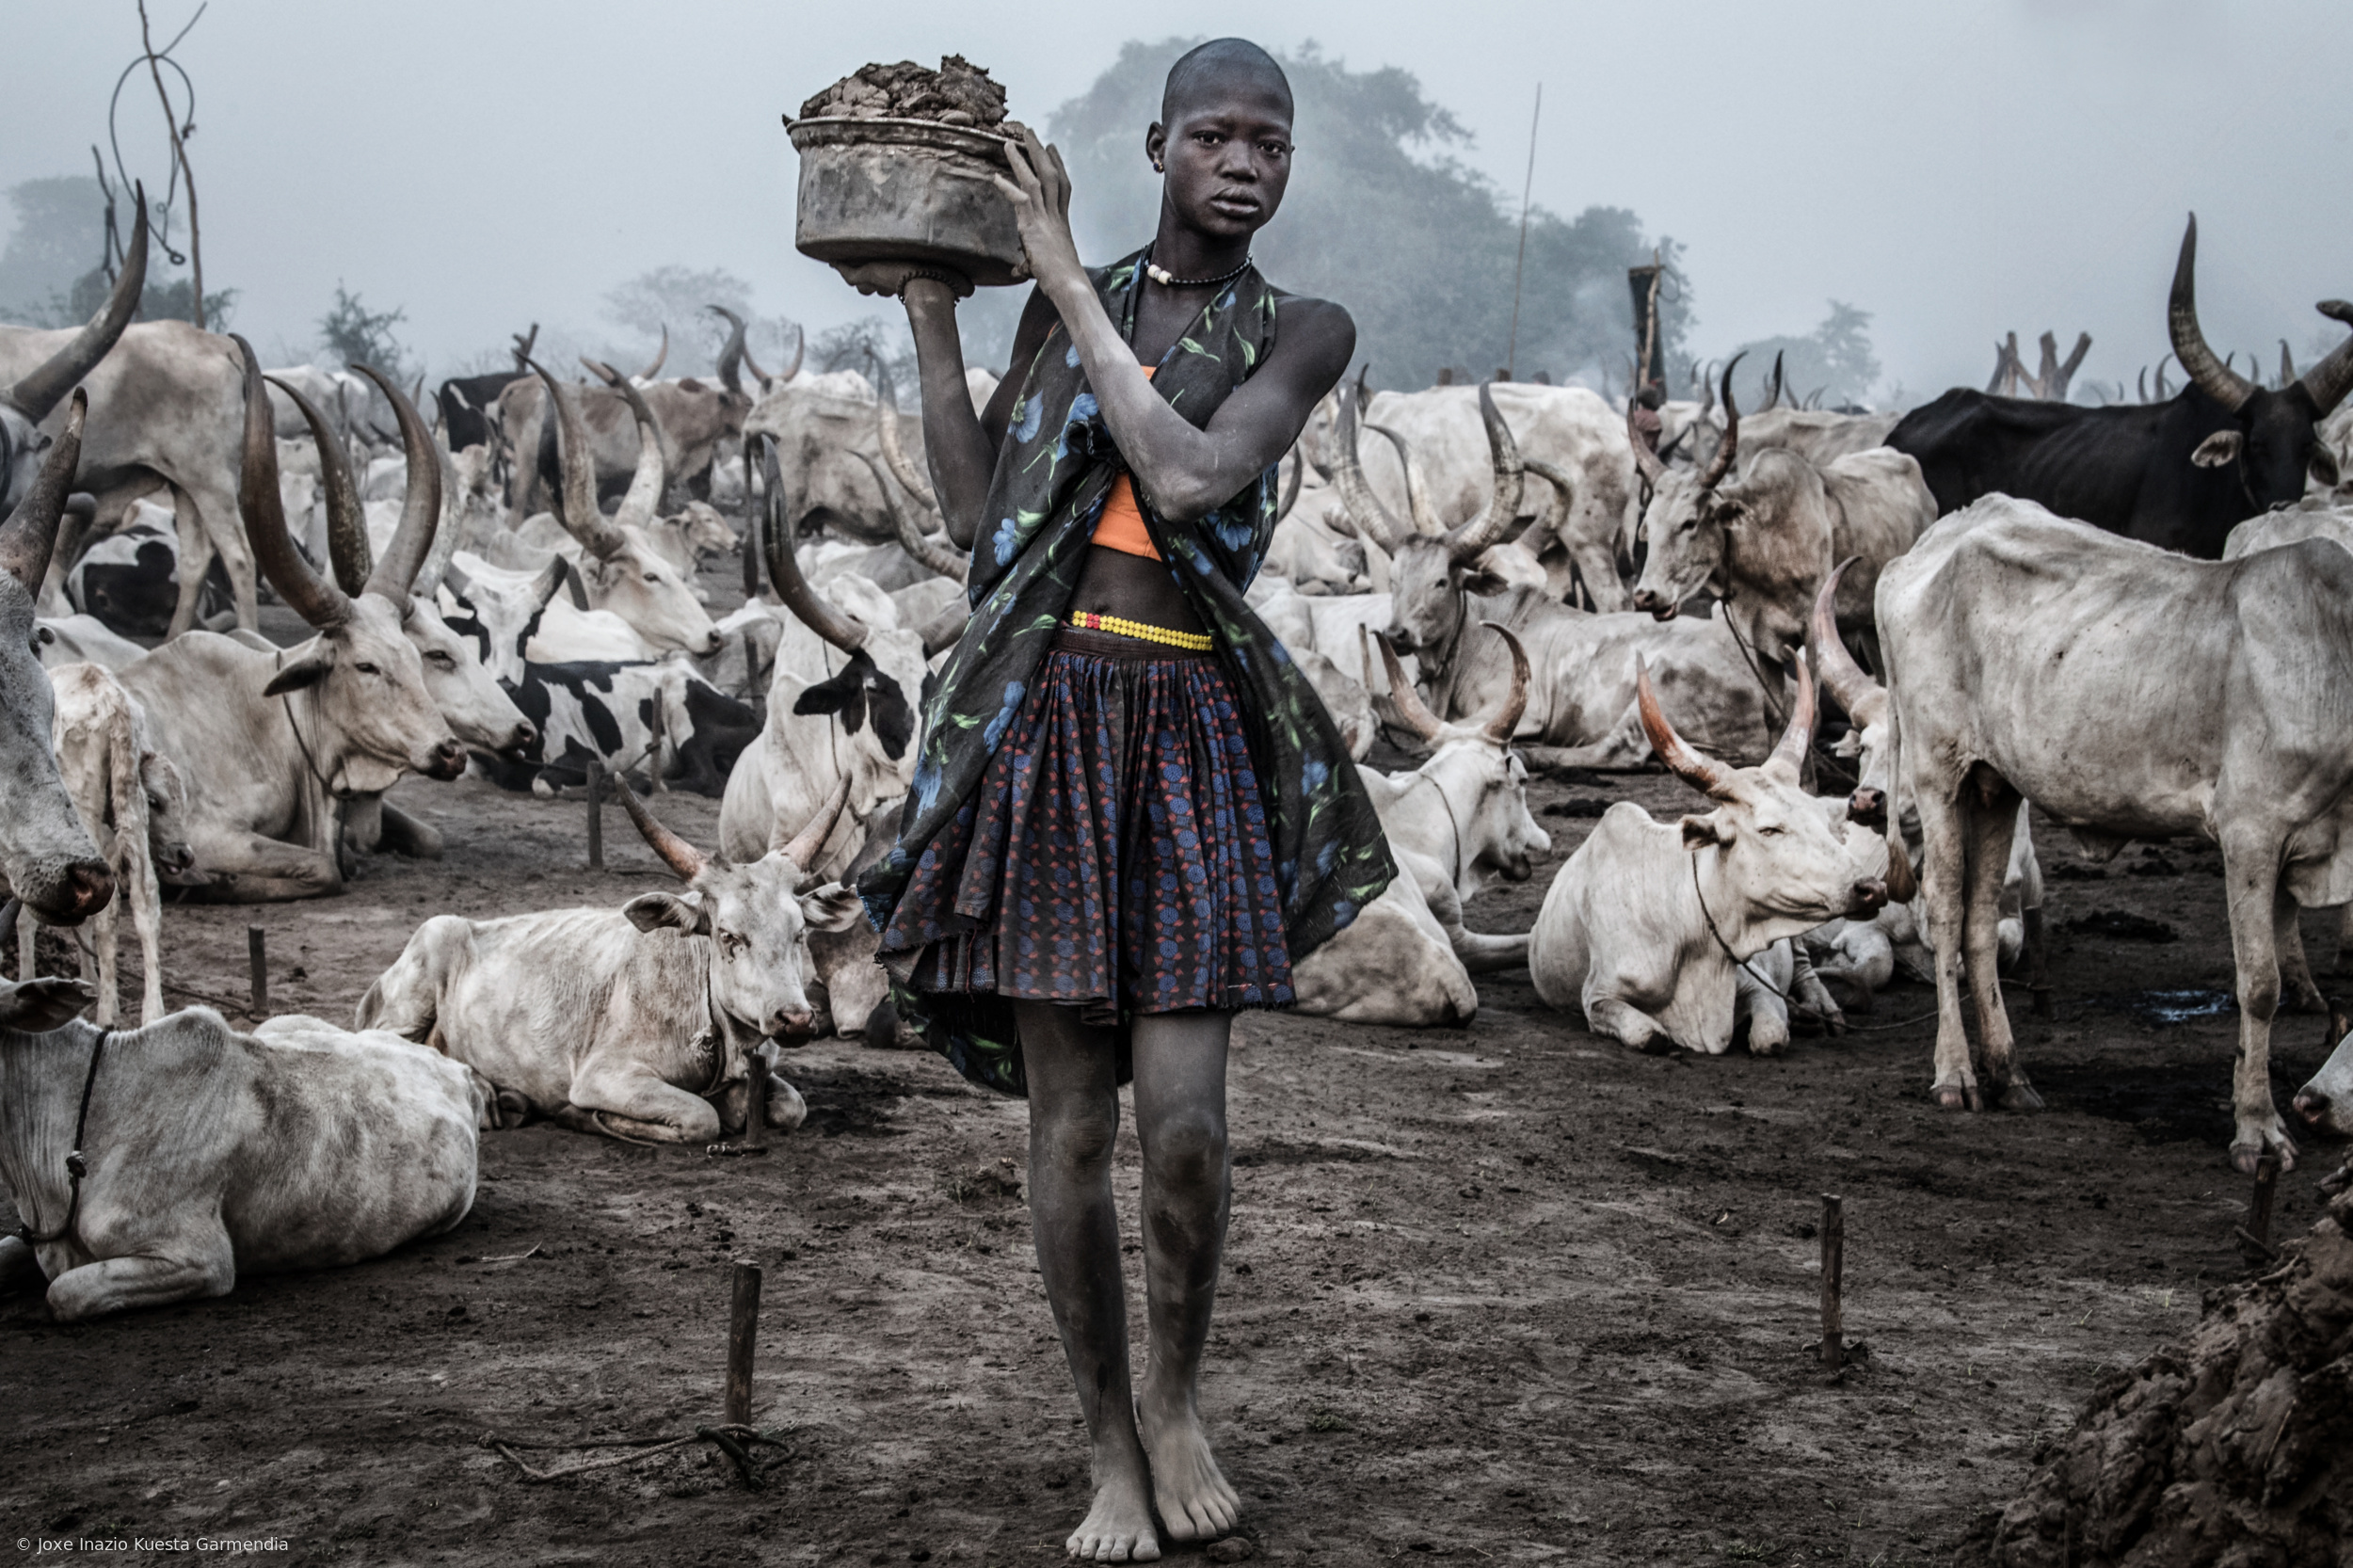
[1325, 381, 1404, 552]
[1, 196, 147, 523]
[526, 359, 722, 657]
[105, 339, 468, 900]
[852, 451, 966, 583]
[871, 355, 940, 514]
[710, 305, 751, 401]
[0, 388, 116, 926]
[1890, 213, 2353, 556]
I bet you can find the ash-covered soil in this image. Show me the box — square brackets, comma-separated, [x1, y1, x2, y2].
[2, 592, 2339, 1564]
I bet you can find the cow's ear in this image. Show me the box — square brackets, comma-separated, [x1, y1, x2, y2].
[797, 881, 865, 935]
[2312, 445, 2342, 489]
[1460, 566, 1513, 597]
[622, 891, 710, 936]
[262, 646, 335, 696]
[1681, 813, 1730, 851]
[0, 977, 94, 1032]
[2190, 429, 2243, 469]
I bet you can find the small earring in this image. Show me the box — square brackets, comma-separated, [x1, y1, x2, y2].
[1152, 160, 1164, 172]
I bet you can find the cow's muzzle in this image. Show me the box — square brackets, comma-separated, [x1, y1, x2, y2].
[503, 720, 538, 758]
[1630, 587, 1678, 621]
[768, 1009, 818, 1042]
[422, 740, 468, 781]
[34, 858, 116, 925]
[1844, 878, 1889, 919]
[2295, 1088, 2333, 1128]
[1847, 787, 1887, 832]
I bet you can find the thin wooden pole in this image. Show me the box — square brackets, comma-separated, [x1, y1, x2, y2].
[742, 1043, 773, 1151]
[1504, 84, 1542, 382]
[648, 699, 667, 793]
[247, 926, 268, 1016]
[584, 757, 604, 871]
[1819, 1193, 1845, 1368]
[724, 1259, 763, 1428]
[2239, 1153, 2281, 1265]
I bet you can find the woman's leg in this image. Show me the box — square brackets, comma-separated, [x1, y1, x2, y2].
[1129, 1008, 1242, 1541]
[1017, 1000, 1160, 1563]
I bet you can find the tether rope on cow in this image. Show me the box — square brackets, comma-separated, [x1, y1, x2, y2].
[1687, 856, 1938, 1036]
[16, 1027, 115, 1248]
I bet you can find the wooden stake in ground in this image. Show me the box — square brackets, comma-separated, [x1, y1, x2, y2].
[585, 758, 603, 870]
[743, 1043, 773, 1152]
[725, 1259, 763, 1428]
[247, 926, 268, 1017]
[1819, 1193, 1845, 1368]
[648, 699, 666, 793]
[2238, 1153, 2282, 1265]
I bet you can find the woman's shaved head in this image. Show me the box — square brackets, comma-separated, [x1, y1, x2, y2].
[1161, 38, 1292, 126]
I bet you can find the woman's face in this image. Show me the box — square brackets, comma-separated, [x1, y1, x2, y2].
[1148, 88, 1294, 241]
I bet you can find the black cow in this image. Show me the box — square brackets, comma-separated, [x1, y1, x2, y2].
[1889, 216, 2353, 559]
[437, 371, 526, 455]
[477, 659, 760, 798]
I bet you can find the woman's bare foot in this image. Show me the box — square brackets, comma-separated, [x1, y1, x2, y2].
[1137, 1394, 1241, 1542]
[1069, 1452, 1160, 1562]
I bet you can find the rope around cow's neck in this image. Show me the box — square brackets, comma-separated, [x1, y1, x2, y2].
[1687, 855, 1939, 1037]
[1404, 770, 1467, 889]
[17, 1026, 115, 1248]
[272, 649, 337, 797]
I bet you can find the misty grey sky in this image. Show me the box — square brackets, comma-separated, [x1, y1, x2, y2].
[6, 1, 2348, 401]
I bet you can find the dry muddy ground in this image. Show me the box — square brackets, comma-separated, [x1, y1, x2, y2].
[3, 664, 2342, 1565]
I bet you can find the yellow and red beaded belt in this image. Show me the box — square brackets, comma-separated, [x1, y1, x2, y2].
[1064, 612, 1214, 652]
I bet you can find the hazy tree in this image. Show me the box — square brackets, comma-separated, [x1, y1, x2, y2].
[318, 285, 408, 376]
[603, 264, 755, 376]
[1725, 300, 1883, 410]
[2, 173, 232, 328]
[959, 38, 1689, 392]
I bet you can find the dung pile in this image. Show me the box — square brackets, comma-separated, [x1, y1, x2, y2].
[798, 56, 1023, 133]
[1973, 1177, 2353, 1565]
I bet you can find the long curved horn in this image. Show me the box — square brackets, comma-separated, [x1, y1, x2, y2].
[612, 773, 707, 881]
[1625, 398, 1667, 487]
[415, 442, 465, 599]
[851, 450, 965, 582]
[235, 337, 352, 628]
[1480, 622, 1530, 745]
[763, 472, 869, 653]
[1329, 383, 1403, 551]
[1808, 558, 1885, 730]
[1367, 625, 1446, 746]
[1275, 447, 1303, 523]
[1699, 351, 1744, 490]
[1762, 351, 1785, 410]
[6, 191, 147, 422]
[1523, 457, 1575, 543]
[0, 389, 86, 586]
[2297, 302, 2353, 416]
[350, 362, 441, 601]
[1444, 382, 1525, 565]
[1365, 423, 1441, 536]
[779, 323, 804, 383]
[709, 305, 748, 399]
[871, 356, 939, 511]
[776, 776, 853, 871]
[1636, 653, 1733, 799]
[1765, 650, 1817, 782]
[267, 372, 372, 596]
[637, 324, 668, 382]
[2168, 215, 2257, 412]
[525, 360, 626, 558]
[585, 360, 666, 533]
[920, 601, 969, 657]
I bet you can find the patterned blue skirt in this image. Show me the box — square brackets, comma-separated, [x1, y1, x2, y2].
[877, 629, 1294, 1095]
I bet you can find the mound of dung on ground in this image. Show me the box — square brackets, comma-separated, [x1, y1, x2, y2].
[1976, 1176, 2353, 1565]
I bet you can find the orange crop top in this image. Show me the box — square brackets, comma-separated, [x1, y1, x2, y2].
[1091, 365, 1160, 560]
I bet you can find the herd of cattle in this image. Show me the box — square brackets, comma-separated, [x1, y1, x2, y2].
[5, 213, 2353, 1323]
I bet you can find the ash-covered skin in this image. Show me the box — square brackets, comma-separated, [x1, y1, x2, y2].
[798, 56, 1027, 134]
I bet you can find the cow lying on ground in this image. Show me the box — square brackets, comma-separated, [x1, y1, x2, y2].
[116, 342, 465, 900]
[1528, 654, 1890, 1053]
[1876, 496, 2353, 1170]
[477, 656, 760, 798]
[0, 978, 482, 1321]
[357, 778, 860, 1143]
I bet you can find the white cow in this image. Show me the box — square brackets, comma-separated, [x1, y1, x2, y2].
[357, 780, 861, 1143]
[1876, 497, 2353, 1169]
[1529, 655, 1891, 1054]
[0, 979, 482, 1322]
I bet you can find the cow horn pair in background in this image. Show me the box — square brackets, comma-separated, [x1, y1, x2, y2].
[2169, 215, 2353, 417]
[1629, 351, 1744, 496]
[1330, 379, 1529, 567]
[238, 338, 441, 627]
[1374, 620, 1529, 750]
[755, 434, 967, 660]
